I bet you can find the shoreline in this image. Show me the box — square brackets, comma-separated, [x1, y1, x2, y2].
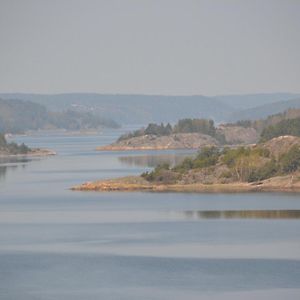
[0, 148, 56, 158]
[71, 174, 300, 193]
[96, 145, 205, 151]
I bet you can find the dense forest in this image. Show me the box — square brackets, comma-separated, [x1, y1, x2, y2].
[0, 99, 119, 134]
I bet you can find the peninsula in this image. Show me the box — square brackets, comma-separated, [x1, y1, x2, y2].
[74, 135, 300, 193]
[0, 133, 55, 157]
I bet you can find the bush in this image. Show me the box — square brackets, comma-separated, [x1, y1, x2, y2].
[260, 117, 300, 142]
[173, 119, 216, 136]
[248, 159, 279, 182]
[280, 145, 300, 173]
[173, 146, 220, 172]
[0, 133, 31, 154]
[142, 163, 180, 184]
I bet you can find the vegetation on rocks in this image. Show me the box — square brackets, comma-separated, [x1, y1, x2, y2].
[260, 117, 300, 142]
[141, 137, 300, 184]
[118, 118, 225, 143]
[0, 133, 31, 155]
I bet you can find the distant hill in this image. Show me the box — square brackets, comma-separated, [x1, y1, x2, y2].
[228, 98, 300, 121]
[0, 99, 119, 134]
[1, 93, 299, 125]
[215, 93, 300, 111]
[0, 93, 233, 124]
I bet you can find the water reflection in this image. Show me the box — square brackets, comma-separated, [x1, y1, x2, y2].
[0, 157, 31, 181]
[183, 210, 300, 220]
[118, 153, 194, 168]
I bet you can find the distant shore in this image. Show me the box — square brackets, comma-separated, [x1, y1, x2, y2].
[96, 133, 220, 151]
[0, 148, 56, 158]
[72, 173, 300, 193]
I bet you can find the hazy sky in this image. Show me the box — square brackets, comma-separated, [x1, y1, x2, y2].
[0, 0, 299, 95]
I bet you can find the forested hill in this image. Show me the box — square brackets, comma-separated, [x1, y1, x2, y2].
[0, 93, 233, 124]
[0, 99, 119, 134]
[1, 93, 300, 125]
[228, 98, 300, 121]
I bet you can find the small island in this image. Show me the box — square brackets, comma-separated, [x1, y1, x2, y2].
[97, 109, 300, 151]
[73, 135, 300, 193]
[97, 118, 258, 151]
[0, 133, 55, 157]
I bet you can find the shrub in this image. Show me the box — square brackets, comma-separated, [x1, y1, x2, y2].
[280, 145, 300, 173]
[248, 159, 279, 182]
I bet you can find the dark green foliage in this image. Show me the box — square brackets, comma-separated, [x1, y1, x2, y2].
[0, 133, 31, 154]
[144, 123, 173, 136]
[222, 146, 270, 168]
[260, 117, 300, 142]
[141, 163, 181, 184]
[235, 120, 253, 128]
[118, 118, 219, 142]
[280, 145, 300, 173]
[173, 119, 216, 136]
[0, 133, 7, 147]
[222, 147, 249, 167]
[231, 108, 300, 134]
[141, 143, 300, 184]
[173, 147, 220, 173]
[248, 159, 279, 182]
[193, 147, 220, 168]
[227, 120, 253, 128]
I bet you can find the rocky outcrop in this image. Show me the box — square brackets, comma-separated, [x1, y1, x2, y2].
[71, 172, 300, 193]
[74, 135, 300, 193]
[262, 135, 300, 159]
[97, 133, 219, 151]
[217, 125, 259, 144]
[0, 148, 56, 157]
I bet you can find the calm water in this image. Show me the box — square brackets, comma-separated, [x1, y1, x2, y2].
[1, 128, 300, 300]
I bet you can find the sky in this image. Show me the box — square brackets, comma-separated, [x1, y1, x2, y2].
[0, 0, 300, 95]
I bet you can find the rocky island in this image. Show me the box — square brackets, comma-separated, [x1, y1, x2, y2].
[74, 135, 300, 193]
[97, 118, 258, 151]
[97, 109, 300, 151]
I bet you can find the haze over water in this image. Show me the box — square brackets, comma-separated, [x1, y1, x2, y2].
[1, 128, 300, 300]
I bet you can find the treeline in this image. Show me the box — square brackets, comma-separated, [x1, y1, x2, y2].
[0, 99, 119, 134]
[230, 108, 300, 132]
[260, 117, 300, 142]
[142, 144, 300, 184]
[0, 133, 31, 155]
[118, 118, 224, 142]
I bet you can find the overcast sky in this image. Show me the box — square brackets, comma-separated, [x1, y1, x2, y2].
[0, 0, 299, 95]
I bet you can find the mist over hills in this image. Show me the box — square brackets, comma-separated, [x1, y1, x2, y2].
[0, 93, 231, 124]
[0, 99, 119, 134]
[215, 93, 300, 111]
[228, 97, 300, 122]
[0, 92, 300, 126]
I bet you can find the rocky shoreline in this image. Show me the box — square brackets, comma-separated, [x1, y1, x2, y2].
[72, 173, 300, 193]
[0, 148, 56, 158]
[97, 133, 219, 151]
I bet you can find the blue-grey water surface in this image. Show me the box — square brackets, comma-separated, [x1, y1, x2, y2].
[1, 128, 300, 300]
